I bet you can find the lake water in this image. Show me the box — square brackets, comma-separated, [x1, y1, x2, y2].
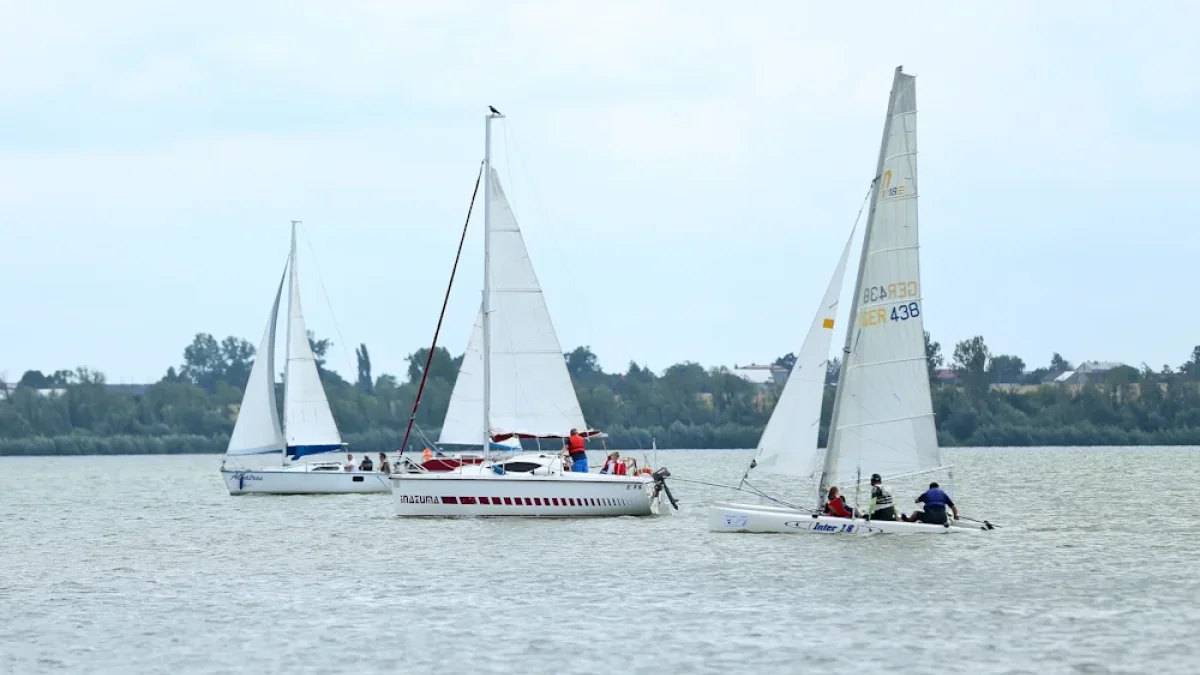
[2, 447, 1197, 674]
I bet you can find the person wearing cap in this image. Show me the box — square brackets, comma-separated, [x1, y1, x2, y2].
[903, 482, 959, 524]
[866, 473, 896, 521]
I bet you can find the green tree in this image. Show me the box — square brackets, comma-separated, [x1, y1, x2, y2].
[953, 336, 991, 398]
[924, 331, 943, 383]
[355, 343, 373, 394]
[988, 354, 1026, 385]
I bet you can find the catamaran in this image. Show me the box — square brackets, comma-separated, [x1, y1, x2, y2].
[709, 67, 994, 535]
[220, 223, 389, 495]
[390, 108, 675, 517]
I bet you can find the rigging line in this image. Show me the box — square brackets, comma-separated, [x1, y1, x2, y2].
[300, 223, 355, 379]
[399, 161, 485, 456]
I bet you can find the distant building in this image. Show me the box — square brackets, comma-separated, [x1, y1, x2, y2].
[734, 363, 790, 387]
[934, 368, 960, 386]
[1053, 361, 1125, 386]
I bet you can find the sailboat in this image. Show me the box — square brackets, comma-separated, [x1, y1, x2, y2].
[219, 223, 390, 495]
[389, 108, 674, 517]
[708, 67, 993, 534]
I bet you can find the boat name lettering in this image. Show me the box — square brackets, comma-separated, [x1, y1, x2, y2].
[862, 281, 918, 305]
[399, 495, 442, 504]
[230, 472, 262, 481]
[858, 301, 920, 327]
[625, 484, 643, 490]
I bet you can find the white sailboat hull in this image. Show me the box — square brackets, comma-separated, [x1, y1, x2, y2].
[390, 471, 667, 517]
[221, 467, 391, 495]
[708, 501, 987, 535]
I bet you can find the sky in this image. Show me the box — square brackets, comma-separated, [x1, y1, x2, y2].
[1, 1, 1198, 384]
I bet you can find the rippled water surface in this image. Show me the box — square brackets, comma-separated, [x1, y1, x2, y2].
[2, 447, 1198, 674]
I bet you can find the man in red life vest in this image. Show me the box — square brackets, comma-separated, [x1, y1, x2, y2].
[823, 486, 854, 518]
[564, 429, 588, 472]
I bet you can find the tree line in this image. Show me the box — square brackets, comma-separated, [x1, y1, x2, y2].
[3, 330, 1200, 456]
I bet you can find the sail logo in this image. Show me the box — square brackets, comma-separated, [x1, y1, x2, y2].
[399, 495, 442, 504]
[881, 170, 905, 198]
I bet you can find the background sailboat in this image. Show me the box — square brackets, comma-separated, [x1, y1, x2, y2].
[390, 109, 674, 517]
[220, 223, 389, 495]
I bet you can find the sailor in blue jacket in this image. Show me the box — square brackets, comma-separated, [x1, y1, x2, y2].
[903, 482, 960, 524]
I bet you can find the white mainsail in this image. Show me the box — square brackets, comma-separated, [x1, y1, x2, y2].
[225, 266, 287, 460]
[822, 68, 940, 486]
[442, 169, 589, 442]
[281, 226, 344, 458]
[752, 225, 855, 477]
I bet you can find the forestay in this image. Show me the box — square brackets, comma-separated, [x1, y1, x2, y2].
[281, 230, 344, 459]
[825, 71, 940, 485]
[442, 169, 589, 441]
[752, 226, 855, 477]
[225, 266, 287, 461]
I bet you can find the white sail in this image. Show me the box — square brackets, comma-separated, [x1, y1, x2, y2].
[225, 267, 287, 459]
[438, 305, 485, 445]
[753, 225, 855, 477]
[281, 229, 344, 458]
[826, 70, 940, 484]
[481, 168, 588, 439]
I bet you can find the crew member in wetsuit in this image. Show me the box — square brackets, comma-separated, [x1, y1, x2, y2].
[866, 473, 896, 521]
[823, 486, 854, 518]
[903, 482, 959, 524]
[564, 429, 588, 473]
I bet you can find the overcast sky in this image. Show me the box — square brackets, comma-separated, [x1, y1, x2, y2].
[1, 1, 1196, 383]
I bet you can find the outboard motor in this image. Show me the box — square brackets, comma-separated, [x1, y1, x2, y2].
[650, 467, 679, 511]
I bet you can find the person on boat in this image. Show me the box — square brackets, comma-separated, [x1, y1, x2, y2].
[613, 457, 628, 476]
[601, 451, 620, 474]
[344, 454, 355, 471]
[823, 486, 854, 518]
[377, 453, 390, 474]
[422, 447, 433, 463]
[564, 429, 588, 473]
[903, 482, 959, 524]
[358, 454, 374, 471]
[866, 473, 897, 521]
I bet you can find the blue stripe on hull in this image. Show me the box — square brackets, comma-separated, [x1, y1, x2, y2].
[288, 443, 344, 459]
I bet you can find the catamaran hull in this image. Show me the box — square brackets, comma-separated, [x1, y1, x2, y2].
[221, 469, 391, 495]
[708, 502, 987, 535]
[390, 474, 666, 517]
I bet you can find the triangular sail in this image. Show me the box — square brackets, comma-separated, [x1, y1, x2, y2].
[480, 168, 589, 440]
[439, 306, 485, 445]
[282, 231, 344, 459]
[225, 266, 287, 461]
[753, 225, 855, 477]
[825, 70, 940, 485]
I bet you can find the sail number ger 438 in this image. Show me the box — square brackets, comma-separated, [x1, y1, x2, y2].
[859, 301, 920, 327]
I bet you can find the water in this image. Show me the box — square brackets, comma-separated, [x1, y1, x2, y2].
[2, 447, 1197, 674]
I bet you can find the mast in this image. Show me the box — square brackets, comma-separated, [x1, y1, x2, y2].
[483, 108, 504, 459]
[817, 66, 905, 506]
[282, 220, 299, 467]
